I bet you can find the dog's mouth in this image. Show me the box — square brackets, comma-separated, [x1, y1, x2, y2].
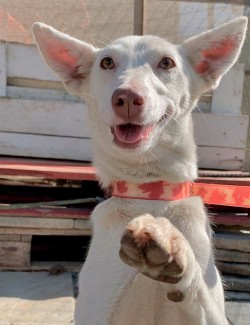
[111, 123, 156, 148]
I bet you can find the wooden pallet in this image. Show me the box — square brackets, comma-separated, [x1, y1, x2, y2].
[0, 157, 250, 301]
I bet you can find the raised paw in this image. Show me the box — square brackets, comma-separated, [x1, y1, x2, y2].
[119, 214, 191, 284]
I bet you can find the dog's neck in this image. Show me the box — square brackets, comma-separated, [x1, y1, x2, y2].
[92, 115, 198, 188]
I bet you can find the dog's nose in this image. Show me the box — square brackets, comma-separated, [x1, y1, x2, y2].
[112, 88, 145, 121]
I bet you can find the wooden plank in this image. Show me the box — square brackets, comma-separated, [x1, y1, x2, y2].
[74, 219, 92, 230]
[211, 64, 245, 115]
[226, 291, 250, 301]
[0, 98, 90, 137]
[0, 234, 21, 241]
[0, 261, 82, 272]
[0, 241, 30, 267]
[0, 227, 91, 236]
[7, 43, 59, 81]
[0, 42, 6, 97]
[21, 235, 32, 242]
[212, 214, 250, 228]
[216, 249, 250, 263]
[193, 113, 248, 149]
[0, 175, 69, 187]
[215, 232, 250, 253]
[0, 216, 74, 229]
[224, 275, 250, 293]
[197, 147, 245, 170]
[0, 157, 96, 180]
[0, 132, 92, 161]
[7, 78, 63, 90]
[7, 86, 80, 102]
[218, 262, 250, 276]
[198, 171, 250, 186]
[0, 207, 91, 219]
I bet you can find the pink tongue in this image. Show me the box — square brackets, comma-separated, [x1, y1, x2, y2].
[114, 124, 153, 144]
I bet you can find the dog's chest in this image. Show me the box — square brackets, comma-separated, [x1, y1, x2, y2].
[109, 273, 181, 325]
[77, 198, 195, 325]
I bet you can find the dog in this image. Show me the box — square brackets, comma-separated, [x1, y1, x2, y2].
[33, 17, 247, 325]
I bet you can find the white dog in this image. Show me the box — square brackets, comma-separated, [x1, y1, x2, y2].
[33, 17, 247, 325]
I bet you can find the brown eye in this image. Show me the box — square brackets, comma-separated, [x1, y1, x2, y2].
[100, 57, 115, 69]
[158, 57, 175, 70]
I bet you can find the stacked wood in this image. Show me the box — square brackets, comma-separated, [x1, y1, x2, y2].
[0, 160, 99, 270]
[1, 158, 250, 303]
[212, 213, 250, 301]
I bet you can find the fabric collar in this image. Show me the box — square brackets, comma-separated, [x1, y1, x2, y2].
[111, 180, 250, 208]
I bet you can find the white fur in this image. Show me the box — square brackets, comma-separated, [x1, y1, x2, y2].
[33, 17, 247, 325]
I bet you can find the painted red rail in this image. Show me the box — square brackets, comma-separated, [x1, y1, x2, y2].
[0, 157, 96, 181]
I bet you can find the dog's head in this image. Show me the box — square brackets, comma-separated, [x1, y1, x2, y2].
[33, 18, 247, 182]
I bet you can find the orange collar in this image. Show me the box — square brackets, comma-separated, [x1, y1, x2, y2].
[111, 180, 250, 208]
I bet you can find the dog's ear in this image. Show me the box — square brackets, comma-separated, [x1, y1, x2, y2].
[182, 17, 247, 91]
[32, 22, 96, 94]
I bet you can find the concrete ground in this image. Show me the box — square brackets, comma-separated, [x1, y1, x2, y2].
[0, 271, 249, 325]
[225, 301, 250, 325]
[0, 272, 75, 325]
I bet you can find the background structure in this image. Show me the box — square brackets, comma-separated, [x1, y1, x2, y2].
[0, 0, 249, 170]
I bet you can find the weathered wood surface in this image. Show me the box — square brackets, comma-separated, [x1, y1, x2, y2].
[0, 234, 31, 242]
[7, 85, 79, 102]
[218, 262, 250, 276]
[0, 241, 30, 267]
[197, 147, 246, 170]
[193, 113, 248, 149]
[0, 227, 91, 236]
[211, 63, 245, 115]
[0, 216, 74, 229]
[0, 234, 21, 241]
[0, 207, 91, 219]
[0, 132, 93, 161]
[0, 261, 82, 272]
[216, 249, 250, 263]
[214, 232, 250, 253]
[0, 215, 91, 232]
[0, 98, 89, 137]
[212, 214, 250, 228]
[0, 42, 6, 96]
[198, 170, 250, 186]
[0, 175, 78, 187]
[74, 219, 92, 230]
[224, 275, 250, 293]
[7, 43, 59, 81]
[226, 291, 250, 301]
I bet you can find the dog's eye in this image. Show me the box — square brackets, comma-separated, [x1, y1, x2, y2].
[100, 57, 115, 70]
[158, 57, 175, 70]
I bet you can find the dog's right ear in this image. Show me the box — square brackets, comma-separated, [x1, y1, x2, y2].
[32, 22, 96, 94]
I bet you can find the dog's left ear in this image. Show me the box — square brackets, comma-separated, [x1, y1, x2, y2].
[182, 17, 248, 91]
[32, 22, 97, 95]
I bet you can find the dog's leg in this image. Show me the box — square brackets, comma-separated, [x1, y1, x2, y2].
[120, 214, 227, 325]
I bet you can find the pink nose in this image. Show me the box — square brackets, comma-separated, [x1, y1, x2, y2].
[112, 88, 145, 121]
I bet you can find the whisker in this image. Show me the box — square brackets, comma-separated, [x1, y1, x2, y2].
[189, 99, 209, 126]
[81, 92, 95, 98]
[93, 39, 111, 47]
[161, 112, 181, 126]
